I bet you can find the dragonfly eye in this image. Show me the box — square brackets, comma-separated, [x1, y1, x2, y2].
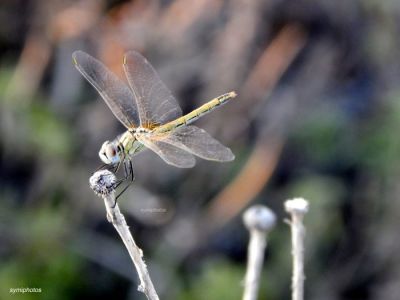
[105, 144, 117, 158]
[99, 141, 120, 165]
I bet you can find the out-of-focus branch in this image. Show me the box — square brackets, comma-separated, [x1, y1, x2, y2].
[89, 170, 159, 300]
[160, 0, 223, 40]
[208, 136, 283, 228]
[206, 24, 307, 228]
[5, 33, 51, 101]
[243, 24, 307, 107]
[50, 0, 101, 41]
[205, 0, 264, 93]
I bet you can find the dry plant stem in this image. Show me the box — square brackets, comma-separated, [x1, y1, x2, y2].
[90, 170, 159, 300]
[103, 193, 159, 300]
[242, 205, 276, 300]
[244, 230, 267, 300]
[289, 214, 305, 300]
[285, 198, 309, 300]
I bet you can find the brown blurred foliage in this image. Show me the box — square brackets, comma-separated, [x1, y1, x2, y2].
[1, 0, 400, 299]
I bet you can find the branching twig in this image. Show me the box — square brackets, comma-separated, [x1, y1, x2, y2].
[285, 198, 309, 300]
[89, 170, 159, 300]
[242, 205, 276, 300]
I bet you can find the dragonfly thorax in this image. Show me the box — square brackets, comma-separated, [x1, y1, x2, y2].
[99, 141, 121, 165]
[134, 126, 151, 134]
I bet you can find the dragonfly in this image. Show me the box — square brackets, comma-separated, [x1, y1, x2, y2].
[73, 50, 236, 191]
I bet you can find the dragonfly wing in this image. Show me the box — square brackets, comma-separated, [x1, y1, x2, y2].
[73, 51, 140, 129]
[138, 135, 195, 168]
[123, 51, 182, 127]
[152, 126, 235, 162]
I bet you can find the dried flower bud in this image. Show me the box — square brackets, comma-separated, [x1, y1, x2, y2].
[89, 170, 117, 196]
[284, 198, 309, 215]
[243, 205, 276, 232]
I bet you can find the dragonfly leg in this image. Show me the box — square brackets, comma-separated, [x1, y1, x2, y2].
[123, 159, 129, 178]
[130, 159, 135, 182]
[113, 159, 122, 174]
[111, 157, 129, 191]
[115, 178, 124, 189]
[92, 163, 109, 175]
[111, 149, 127, 173]
[113, 160, 128, 190]
[114, 157, 130, 190]
[113, 160, 135, 207]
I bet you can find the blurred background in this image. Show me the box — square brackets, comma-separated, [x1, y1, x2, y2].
[1, 0, 400, 299]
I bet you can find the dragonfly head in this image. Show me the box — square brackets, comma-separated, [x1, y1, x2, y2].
[99, 141, 121, 165]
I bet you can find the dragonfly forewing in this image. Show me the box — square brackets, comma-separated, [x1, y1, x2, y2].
[123, 51, 182, 128]
[73, 51, 140, 129]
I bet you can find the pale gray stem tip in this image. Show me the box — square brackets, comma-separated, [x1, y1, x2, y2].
[284, 198, 309, 215]
[89, 170, 117, 196]
[243, 205, 277, 232]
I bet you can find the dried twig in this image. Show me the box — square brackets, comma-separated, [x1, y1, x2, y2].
[89, 170, 159, 300]
[242, 205, 276, 300]
[285, 198, 309, 300]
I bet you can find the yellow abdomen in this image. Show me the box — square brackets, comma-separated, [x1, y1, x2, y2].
[154, 91, 236, 134]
